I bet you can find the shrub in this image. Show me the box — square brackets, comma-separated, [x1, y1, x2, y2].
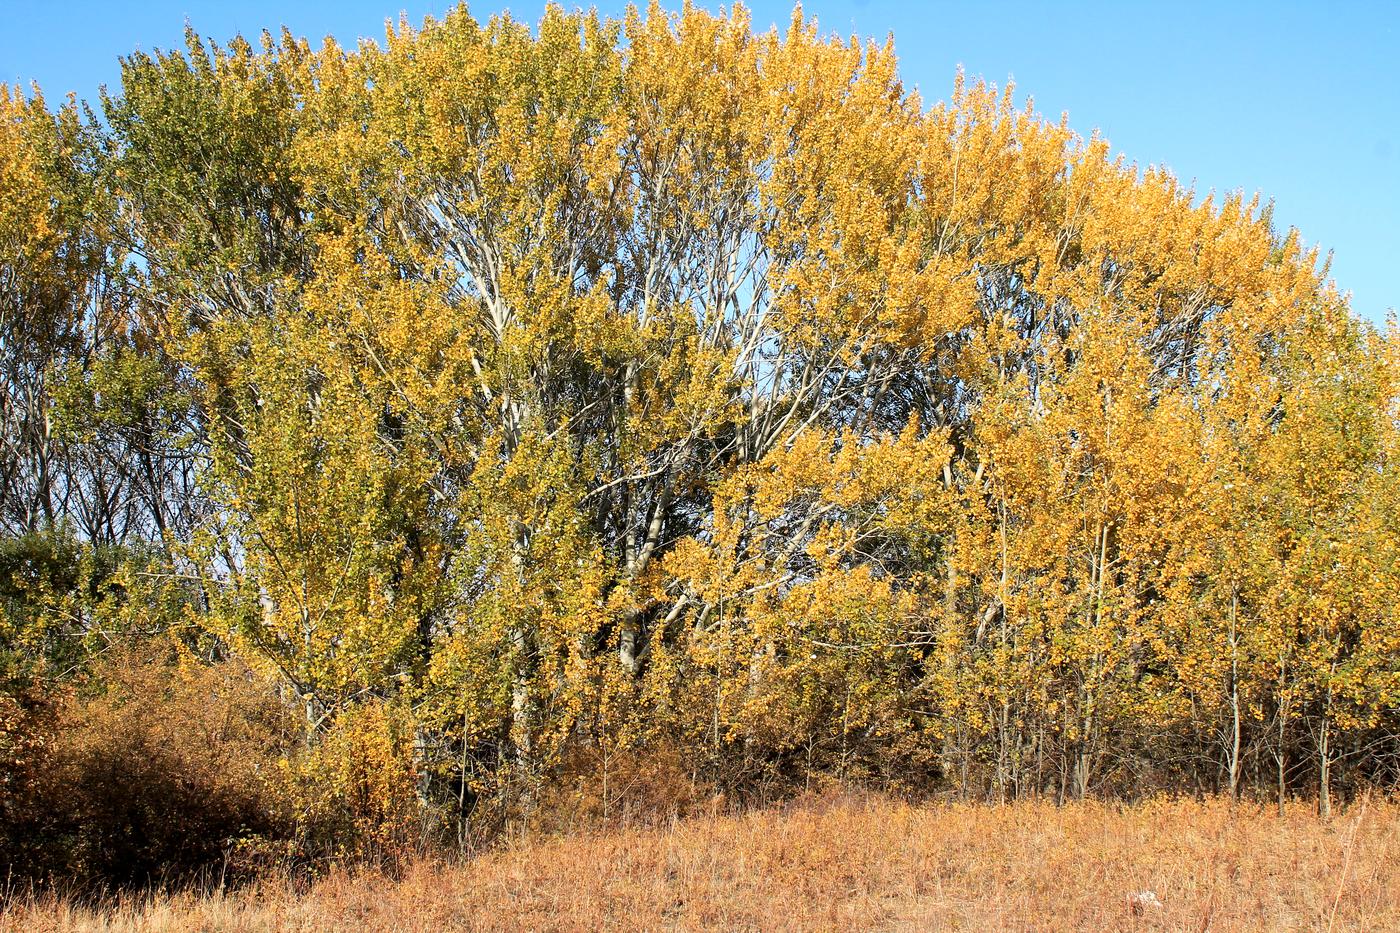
[287, 700, 425, 867]
[0, 647, 299, 889]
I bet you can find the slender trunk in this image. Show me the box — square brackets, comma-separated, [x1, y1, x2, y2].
[996, 697, 1011, 802]
[1228, 590, 1242, 799]
[508, 522, 535, 808]
[412, 724, 435, 844]
[939, 553, 960, 792]
[839, 680, 852, 783]
[457, 708, 470, 851]
[1318, 675, 1335, 821]
[1318, 714, 1332, 821]
[995, 504, 1011, 801]
[510, 623, 533, 761]
[1072, 522, 1108, 802]
[1073, 720, 1093, 801]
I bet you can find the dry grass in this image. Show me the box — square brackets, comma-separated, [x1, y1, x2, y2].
[8, 795, 1400, 932]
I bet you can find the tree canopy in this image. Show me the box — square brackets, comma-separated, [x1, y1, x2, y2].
[2, 3, 1396, 874]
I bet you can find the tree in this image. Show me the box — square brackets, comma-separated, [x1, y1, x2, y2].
[2, 3, 1394, 846]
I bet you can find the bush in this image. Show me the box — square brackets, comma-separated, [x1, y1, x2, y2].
[0, 684, 63, 876]
[0, 647, 300, 889]
[532, 743, 718, 834]
[287, 700, 425, 867]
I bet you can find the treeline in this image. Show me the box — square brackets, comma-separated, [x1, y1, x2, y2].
[2, 1, 1398, 887]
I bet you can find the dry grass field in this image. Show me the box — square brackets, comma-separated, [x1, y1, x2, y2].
[7, 795, 1399, 932]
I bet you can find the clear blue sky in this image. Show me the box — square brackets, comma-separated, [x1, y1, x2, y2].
[4, 0, 1396, 321]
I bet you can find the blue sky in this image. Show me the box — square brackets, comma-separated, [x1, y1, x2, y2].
[4, 0, 1396, 321]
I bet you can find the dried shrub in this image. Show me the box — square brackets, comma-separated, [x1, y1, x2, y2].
[533, 742, 717, 834]
[0, 684, 64, 876]
[1, 647, 300, 889]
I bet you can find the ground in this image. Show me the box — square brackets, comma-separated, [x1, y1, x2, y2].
[9, 794, 1398, 931]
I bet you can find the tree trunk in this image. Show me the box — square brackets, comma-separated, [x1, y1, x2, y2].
[1227, 590, 1242, 799]
[1318, 711, 1333, 821]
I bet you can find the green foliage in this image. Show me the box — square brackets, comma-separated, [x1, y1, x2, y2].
[0, 529, 196, 688]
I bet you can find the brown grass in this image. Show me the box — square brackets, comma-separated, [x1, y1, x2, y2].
[7, 795, 1400, 932]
